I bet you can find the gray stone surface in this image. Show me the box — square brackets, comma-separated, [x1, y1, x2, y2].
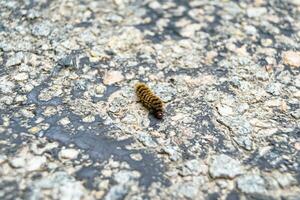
[209, 154, 243, 178]
[0, 0, 300, 199]
[237, 175, 266, 194]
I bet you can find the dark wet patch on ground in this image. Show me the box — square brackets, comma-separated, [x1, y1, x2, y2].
[164, 64, 228, 79]
[0, 23, 6, 32]
[134, 0, 195, 42]
[206, 192, 220, 200]
[161, 97, 229, 158]
[226, 190, 240, 200]
[76, 166, 102, 189]
[148, 113, 163, 130]
[0, 180, 20, 200]
[245, 128, 300, 177]
[26, 79, 62, 106]
[5, 105, 169, 190]
[245, 193, 276, 200]
[288, 102, 300, 111]
[216, 81, 236, 96]
[44, 120, 169, 188]
[2, 79, 170, 189]
[201, 6, 222, 37]
[1, 109, 30, 156]
[74, 22, 93, 28]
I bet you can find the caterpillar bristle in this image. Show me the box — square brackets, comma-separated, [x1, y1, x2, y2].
[135, 82, 164, 119]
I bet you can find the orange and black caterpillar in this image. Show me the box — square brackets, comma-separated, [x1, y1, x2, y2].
[135, 82, 164, 119]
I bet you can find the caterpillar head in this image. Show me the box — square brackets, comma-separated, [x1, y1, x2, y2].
[154, 111, 163, 119]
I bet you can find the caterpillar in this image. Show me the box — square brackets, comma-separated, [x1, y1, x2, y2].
[135, 82, 164, 119]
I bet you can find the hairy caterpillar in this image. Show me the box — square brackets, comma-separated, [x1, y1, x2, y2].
[135, 82, 164, 119]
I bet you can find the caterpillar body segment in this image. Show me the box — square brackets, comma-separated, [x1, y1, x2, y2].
[135, 83, 164, 119]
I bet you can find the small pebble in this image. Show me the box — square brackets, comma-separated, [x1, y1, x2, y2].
[59, 148, 80, 160]
[283, 51, 300, 67]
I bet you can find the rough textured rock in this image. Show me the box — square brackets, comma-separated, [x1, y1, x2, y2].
[59, 148, 80, 160]
[283, 51, 300, 67]
[1, 0, 300, 199]
[237, 175, 266, 194]
[209, 154, 243, 179]
[103, 71, 125, 85]
[30, 172, 87, 200]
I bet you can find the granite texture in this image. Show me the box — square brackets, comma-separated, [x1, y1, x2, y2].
[0, 0, 300, 199]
